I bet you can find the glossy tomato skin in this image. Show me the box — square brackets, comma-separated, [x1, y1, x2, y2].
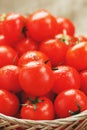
[80, 69, 87, 95]
[65, 42, 87, 71]
[0, 35, 10, 46]
[52, 66, 81, 94]
[0, 46, 18, 67]
[57, 17, 75, 36]
[0, 89, 20, 116]
[54, 89, 87, 118]
[20, 97, 55, 120]
[3, 13, 26, 45]
[0, 65, 21, 93]
[26, 10, 58, 41]
[19, 63, 54, 96]
[18, 50, 51, 67]
[39, 39, 68, 67]
[14, 37, 38, 57]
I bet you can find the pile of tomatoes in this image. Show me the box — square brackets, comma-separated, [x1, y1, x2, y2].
[0, 9, 87, 121]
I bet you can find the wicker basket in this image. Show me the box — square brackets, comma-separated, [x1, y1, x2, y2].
[0, 110, 87, 130]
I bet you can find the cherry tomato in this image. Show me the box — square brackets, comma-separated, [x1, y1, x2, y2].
[65, 42, 87, 71]
[18, 50, 51, 67]
[54, 89, 87, 118]
[20, 97, 55, 120]
[19, 62, 54, 96]
[3, 13, 26, 45]
[80, 69, 87, 95]
[0, 45, 18, 67]
[56, 17, 75, 36]
[52, 65, 80, 94]
[0, 65, 22, 93]
[26, 9, 58, 41]
[14, 37, 38, 57]
[39, 39, 67, 67]
[0, 89, 20, 116]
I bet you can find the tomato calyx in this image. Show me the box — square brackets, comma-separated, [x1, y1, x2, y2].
[22, 97, 44, 111]
[69, 102, 81, 116]
[52, 67, 58, 71]
[44, 59, 50, 64]
[22, 26, 28, 38]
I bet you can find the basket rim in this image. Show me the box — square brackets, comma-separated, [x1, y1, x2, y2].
[0, 110, 87, 125]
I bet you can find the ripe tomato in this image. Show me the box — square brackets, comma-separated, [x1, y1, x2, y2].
[0, 35, 10, 46]
[18, 50, 51, 67]
[0, 89, 20, 116]
[65, 42, 87, 71]
[3, 13, 26, 45]
[52, 66, 80, 94]
[20, 97, 55, 120]
[54, 89, 87, 118]
[80, 69, 87, 95]
[14, 37, 38, 57]
[55, 33, 78, 48]
[19, 63, 54, 96]
[0, 65, 22, 93]
[26, 9, 58, 41]
[0, 45, 18, 67]
[56, 17, 75, 36]
[78, 35, 87, 42]
[39, 39, 68, 67]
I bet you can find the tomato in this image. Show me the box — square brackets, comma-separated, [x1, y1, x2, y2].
[26, 9, 58, 41]
[20, 97, 55, 120]
[0, 89, 20, 116]
[0, 65, 22, 93]
[0, 46, 18, 67]
[0, 35, 10, 46]
[39, 38, 68, 67]
[18, 50, 51, 67]
[65, 42, 87, 71]
[14, 37, 38, 57]
[19, 62, 54, 96]
[54, 89, 87, 118]
[56, 17, 75, 36]
[55, 32, 78, 48]
[3, 13, 26, 45]
[80, 69, 87, 95]
[78, 35, 87, 42]
[52, 66, 80, 94]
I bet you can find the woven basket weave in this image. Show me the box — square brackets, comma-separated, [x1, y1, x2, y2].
[0, 110, 87, 130]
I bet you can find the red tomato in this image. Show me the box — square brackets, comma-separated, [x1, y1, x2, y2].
[26, 9, 58, 41]
[0, 89, 20, 116]
[65, 42, 87, 71]
[14, 37, 38, 57]
[80, 69, 87, 95]
[20, 97, 55, 120]
[78, 35, 87, 42]
[52, 66, 80, 94]
[39, 39, 68, 67]
[0, 35, 10, 46]
[0, 65, 21, 93]
[54, 89, 87, 118]
[0, 46, 18, 67]
[18, 50, 51, 67]
[19, 63, 54, 96]
[3, 13, 26, 45]
[55, 33, 78, 48]
[56, 17, 75, 36]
